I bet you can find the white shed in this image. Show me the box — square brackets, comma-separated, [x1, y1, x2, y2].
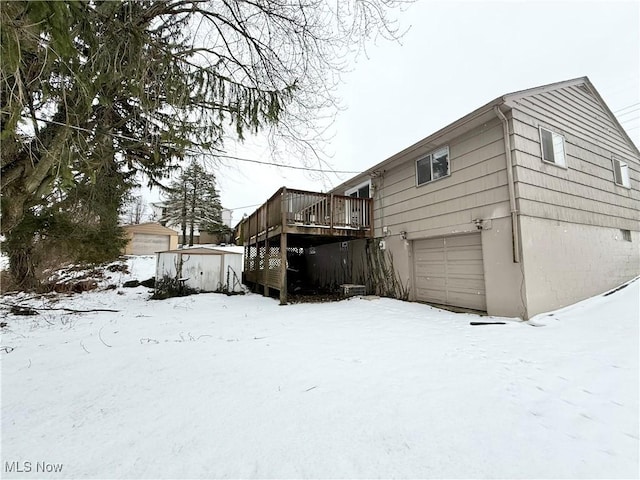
[156, 247, 244, 293]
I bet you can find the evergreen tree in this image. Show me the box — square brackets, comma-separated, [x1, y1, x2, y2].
[1, 0, 406, 287]
[162, 163, 223, 246]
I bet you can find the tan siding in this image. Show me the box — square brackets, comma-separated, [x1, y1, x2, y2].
[374, 119, 509, 236]
[509, 85, 640, 230]
[517, 198, 639, 230]
[510, 88, 636, 158]
[516, 183, 636, 220]
[381, 142, 506, 200]
[546, 87, 626, 138]
[512, 117, 640, 179]
[382, 169, 508, 216]
[379, 123, 505, 196]
[382, 175, 509, 218]
[515, 162, 638, 210]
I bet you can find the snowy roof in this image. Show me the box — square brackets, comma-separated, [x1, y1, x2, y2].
[206, 245, 244, 255]
[158, 246, 242, 255]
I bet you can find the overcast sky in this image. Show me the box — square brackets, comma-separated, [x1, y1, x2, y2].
[154, 0, 640, 224]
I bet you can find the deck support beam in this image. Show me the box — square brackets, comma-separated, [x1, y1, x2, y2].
[279, 233, 288, 305]
[262, 239, 269, 297]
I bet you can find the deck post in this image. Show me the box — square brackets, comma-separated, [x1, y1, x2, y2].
[263, 202, 270, 297]
[279, 188, 288, 305]
[279, 233, 287, 305]
[329, 194, 334, 236]
[368, 197, 374, 237]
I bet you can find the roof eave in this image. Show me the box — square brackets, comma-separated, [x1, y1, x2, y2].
[332, 95, 507, 193]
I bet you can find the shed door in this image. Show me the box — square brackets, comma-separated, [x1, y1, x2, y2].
[131, 233, 170, 255]
[413, 233, 486, 311]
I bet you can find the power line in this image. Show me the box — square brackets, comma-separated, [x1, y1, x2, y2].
[613, 102, 640, 114]
[619, 116, 640, 126]
[215, 154, 360, 174]
[6, 112, 362, 175]
[615, 107, 640, 118]
[226, 202, 263, 210]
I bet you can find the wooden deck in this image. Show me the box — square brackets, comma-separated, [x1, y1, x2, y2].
[239, 187, 373, 303]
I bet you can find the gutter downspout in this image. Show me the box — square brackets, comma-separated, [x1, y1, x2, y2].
[494, 106, 521, 263]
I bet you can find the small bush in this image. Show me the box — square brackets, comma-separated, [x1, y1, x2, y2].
[151, 275, 198, 300]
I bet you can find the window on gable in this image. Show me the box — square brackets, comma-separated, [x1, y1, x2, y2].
[539, 127, 566, 167]
[416, 146, 450, 186]
[620, 229, 632, 242]
[612, 157, 631, 188]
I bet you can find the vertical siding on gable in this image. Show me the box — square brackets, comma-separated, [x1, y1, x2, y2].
[509, 85, 640, 231]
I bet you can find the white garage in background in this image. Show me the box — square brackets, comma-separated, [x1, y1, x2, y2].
[156, 247, 244, 293]
[123, 223, 178, 255]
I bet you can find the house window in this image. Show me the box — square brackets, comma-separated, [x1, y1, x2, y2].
[621, 229, 632, 242]
[612, 157, 631, 188]
[416, 146, 450, 186]
[539, 127, 566, 167]
[346, 180, 371, 198]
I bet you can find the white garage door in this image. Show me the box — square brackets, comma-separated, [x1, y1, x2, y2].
[131, 233, 170, 255]
[414, 233, 486, 311]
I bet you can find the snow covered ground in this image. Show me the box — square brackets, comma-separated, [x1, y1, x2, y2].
[1, 256, 638, 479]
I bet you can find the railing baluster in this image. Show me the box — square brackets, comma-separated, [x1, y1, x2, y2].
[240, 188, 372, 239]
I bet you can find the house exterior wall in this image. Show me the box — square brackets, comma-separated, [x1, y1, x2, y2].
[519, 217, 639, 317]
[509, 84, 640, 316]
[358, 117, 525, 317]
[509, 84, 639, 230]
[481, 216, 527, 318]
[326, 80, 639, 319]
[371, 118, 511, 238]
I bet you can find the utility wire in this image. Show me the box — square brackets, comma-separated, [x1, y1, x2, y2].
[225, 202, 264, 210]
[215, 154, 360, 174]
[5, 112, 362, 175]
[615, 107, 640, 118]
[613, 102, 640, 114]
[619, 116, 640, 126]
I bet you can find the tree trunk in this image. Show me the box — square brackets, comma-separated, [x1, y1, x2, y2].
[181, 188, 187, 246]
[189, 177, 197, 246]
[3, 219, 40, 290]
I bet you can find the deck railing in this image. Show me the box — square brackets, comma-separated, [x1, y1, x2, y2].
[240, 187, 373, 244]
